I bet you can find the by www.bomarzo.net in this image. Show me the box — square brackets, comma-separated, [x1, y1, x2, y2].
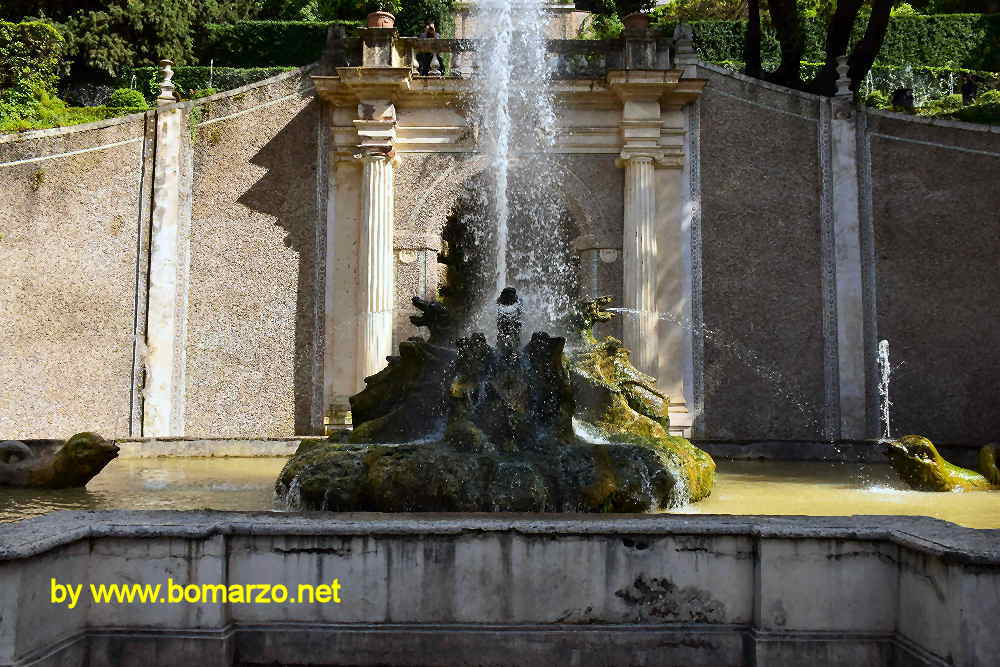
[50, 578, 343, 609]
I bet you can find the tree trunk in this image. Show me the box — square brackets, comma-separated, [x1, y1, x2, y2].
[808, 0, 864, 96]
[744, 0, 762, 79]
[849, 0, 894, 94]
[766, 0, 803, 89]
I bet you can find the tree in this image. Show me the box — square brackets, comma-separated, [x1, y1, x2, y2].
[575, 0, 657, 22]
[738, 0, 898, 95]
[0, 1, 259, 82]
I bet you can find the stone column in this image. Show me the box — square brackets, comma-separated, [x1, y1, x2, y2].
[143, 60, 182, 437]
[356, 151, 396, 382]
[620, 154, 659, 374]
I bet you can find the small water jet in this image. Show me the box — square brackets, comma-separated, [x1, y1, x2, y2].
[877, 339, 892, 441]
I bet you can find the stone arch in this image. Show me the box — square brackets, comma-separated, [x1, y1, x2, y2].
[396, 153, 619, 248]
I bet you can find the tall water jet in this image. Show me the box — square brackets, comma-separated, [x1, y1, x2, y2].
[877, 339, 892, 441]
[473, 0, 558, 295]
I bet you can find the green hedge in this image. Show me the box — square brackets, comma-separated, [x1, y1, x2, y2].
[655, 13, 1000, 72]
[119, 66, 295, 100]
[197, 20, 362, 66]
[949, 101, 1000, 124]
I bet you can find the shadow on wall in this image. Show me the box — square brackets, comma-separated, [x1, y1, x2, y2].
[236, 100, 322, 435]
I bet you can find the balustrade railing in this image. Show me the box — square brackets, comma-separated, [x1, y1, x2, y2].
[323, 29, 676, 79]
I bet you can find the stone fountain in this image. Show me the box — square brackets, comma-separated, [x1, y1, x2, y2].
[277, 288, 715, 512]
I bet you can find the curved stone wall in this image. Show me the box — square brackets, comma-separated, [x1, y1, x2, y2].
[695, 63, 1000, 444]
[0, 114, 152, 440]
[696, 65, 828, 441]
[184, 69, 324, 437]
[0, 68, 323, 439]
[2, 61, 999, 443]
[864, 111, 1000, 443]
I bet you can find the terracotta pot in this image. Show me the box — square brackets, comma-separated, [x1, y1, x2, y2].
[367, 11, 396, 28]
[622, 12, 651, 31]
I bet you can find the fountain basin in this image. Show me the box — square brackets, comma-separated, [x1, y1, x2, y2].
[1, 511, 998, 667]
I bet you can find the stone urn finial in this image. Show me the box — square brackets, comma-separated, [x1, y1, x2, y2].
[367, 11, 396, 28]
[157, 59, 176, 105]
[673, 23, 694, 42]
[835, 55, 852, 97]
[623, 12, 651, 32]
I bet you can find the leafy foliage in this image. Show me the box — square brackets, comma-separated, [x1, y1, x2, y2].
[654, 13, 1000, 72]
[978, 88, 1000, 103]
[0, 21, 65, 129]
[363, 0, 403, 14]
[950, 101, 1000, 123]
[578, 13, 626, 39]
[915, 91, 963, 114]
[396, 0, 457, 37]
[0, 98, 147, 133]
[715, 59, 999, 100]
[13, 1, 263, 81]
[575, 0, 657, 20]
[657, 0, 750, 22]
[864, 89, 890, 107]
[198, 20, 361, 67]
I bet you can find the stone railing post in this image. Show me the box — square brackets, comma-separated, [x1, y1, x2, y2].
[142, 60, 182, 437]
[354, 101, 398, 383]
[673, 23, 698, 77]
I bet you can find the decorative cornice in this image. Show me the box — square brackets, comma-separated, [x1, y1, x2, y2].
[607, 69, 706, 107]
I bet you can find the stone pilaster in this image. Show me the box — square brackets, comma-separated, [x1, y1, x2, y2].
[830, 95, 867, 439]
[143, 61, 182, 437]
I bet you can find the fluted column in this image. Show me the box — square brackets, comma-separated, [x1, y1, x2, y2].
[357, 152, 395, 381]
[621, 154, 659, 374]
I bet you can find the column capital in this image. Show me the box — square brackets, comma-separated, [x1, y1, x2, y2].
[616, 148, 684, 169]
[354, 101, 398, 161]
[353, 149, 400, 168]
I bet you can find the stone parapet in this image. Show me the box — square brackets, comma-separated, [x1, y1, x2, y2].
[1, 513, 998, 666]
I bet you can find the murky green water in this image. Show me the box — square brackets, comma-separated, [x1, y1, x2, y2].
[2, 458, 997, 528]
[0, 458, 288, 523]
[679, 461, 1000, 529]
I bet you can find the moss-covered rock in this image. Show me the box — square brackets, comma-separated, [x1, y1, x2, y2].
[885, 435, 998, 492]
[277, 437, 688, 512]
[278, 294, 716, 511]
[566, 297, 715, 502]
